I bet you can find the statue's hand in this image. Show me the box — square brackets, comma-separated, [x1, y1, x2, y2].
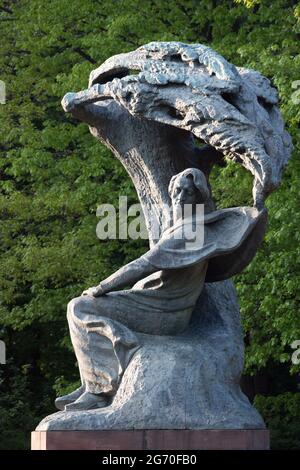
[81, 284, 106, 297]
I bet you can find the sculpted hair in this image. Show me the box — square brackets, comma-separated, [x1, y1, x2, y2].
[168, 168, 210, 202]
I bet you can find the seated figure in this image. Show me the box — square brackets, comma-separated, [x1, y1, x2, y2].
[55, 168, 264, 411]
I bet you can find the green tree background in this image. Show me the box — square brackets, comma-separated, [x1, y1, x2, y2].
[0, 0, 299, 449]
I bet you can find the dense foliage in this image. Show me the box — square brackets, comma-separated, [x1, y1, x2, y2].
[0, 0, 299, 449]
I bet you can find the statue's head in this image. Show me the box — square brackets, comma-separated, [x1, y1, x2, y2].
[168, 168, 209, 218]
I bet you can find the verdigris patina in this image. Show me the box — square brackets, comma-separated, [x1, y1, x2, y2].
[36, 42, 292, 431]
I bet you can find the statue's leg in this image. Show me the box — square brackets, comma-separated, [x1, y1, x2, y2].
[65, 295, 140, 409]
[70, 291, 191, 335]
[61, 291, 191, 410]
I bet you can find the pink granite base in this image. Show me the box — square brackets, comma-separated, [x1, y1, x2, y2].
[31, 429, 269, 450]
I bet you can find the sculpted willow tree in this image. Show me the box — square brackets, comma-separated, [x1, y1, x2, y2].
[36, 42, 292, 432]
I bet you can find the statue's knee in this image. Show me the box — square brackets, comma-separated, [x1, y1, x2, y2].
[67, 296, 82, 321]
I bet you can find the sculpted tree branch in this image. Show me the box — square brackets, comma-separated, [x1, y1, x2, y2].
[63, 42, 292, 209]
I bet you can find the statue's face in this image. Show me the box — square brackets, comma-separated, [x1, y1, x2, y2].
[171, 176, 198, 214]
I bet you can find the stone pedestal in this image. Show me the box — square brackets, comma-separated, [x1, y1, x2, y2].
[31, 429, 269, 450]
